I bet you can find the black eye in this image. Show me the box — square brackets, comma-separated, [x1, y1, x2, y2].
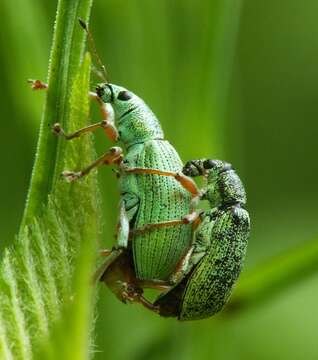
[117, 90, 133, 101]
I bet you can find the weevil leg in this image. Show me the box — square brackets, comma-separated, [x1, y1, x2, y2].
[123, 167, 200, 197]
[52, 116, 118, 142]
[130, 211, 201, 237]
[28, 80, 99, 101]
[61, 146, 123, 182]
[99, 249, 112, 257]
[169, 244, 206, 285]
[28, 79, 102, 104]
[27, 79, 48, 90]
[116, 200, 130, 248]
[92, 248, 123, 284]
[94, 201, 130, 282]
[28, 79, 118, 141]
[169, 246, 195, 284]
[137, 296, 160, 313]
[138, 279, 172, 291]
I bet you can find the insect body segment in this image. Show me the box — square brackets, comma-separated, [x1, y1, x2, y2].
[154, 159, 250, 320]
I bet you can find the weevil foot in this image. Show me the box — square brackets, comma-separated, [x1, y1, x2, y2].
[52, 123, 64, 136]
[61, 170, 82, 182]
[99, 249, 112, 257]
[120, 284, 160, 314]
[27, 79, 48, 90]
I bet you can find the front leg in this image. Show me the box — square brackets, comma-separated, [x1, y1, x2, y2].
[28, 79, 118, 141]
[93, 199, 131, 283]
[61, 146, 123, 182]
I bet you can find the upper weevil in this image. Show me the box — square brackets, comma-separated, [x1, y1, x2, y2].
[90, 83, 201, 282]
[57, 82, 201, 282]
[29, 20, 201, 285]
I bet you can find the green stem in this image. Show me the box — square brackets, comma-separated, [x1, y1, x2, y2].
[0, 0, 98, 358]
[22, 0, 93, 227]
[226, 237, 318, 314]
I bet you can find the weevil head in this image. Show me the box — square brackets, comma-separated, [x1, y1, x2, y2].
[96, 83, 164, 147]
[203, 160, 247, 207]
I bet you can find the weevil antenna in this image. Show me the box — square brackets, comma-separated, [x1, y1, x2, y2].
[78, 18, 109, 83]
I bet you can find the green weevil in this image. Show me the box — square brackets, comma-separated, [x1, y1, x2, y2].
[51, 82, 202, 286]
[152, 159, 250, 320]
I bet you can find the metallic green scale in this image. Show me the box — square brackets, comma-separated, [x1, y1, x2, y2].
[98, 84, 192, 280]
[154, 160, 250, 320]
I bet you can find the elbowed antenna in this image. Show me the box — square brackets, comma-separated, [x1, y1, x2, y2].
[78, 18, 109, 82]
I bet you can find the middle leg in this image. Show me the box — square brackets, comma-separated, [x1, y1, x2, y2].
[129, 211, 202, 238]
[122, 167, 200, 197]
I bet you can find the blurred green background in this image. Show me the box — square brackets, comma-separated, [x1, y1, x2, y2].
[1, 0, 318, 359]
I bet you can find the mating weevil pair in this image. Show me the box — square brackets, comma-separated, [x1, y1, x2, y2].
[30, 21, 250, 321]
[54, 82, 250, 320]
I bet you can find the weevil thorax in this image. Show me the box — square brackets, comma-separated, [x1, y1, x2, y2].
[97, 83, 164, 147]
[203, 160, 247, 207]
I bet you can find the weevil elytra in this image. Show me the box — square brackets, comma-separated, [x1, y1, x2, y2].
[153, 159, 250, 320]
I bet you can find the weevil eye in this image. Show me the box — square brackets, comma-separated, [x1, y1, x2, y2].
[96, 84, 114, 102]
[117, 90, 133, 101]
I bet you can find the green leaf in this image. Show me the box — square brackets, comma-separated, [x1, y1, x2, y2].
[0, 0, 99, 358]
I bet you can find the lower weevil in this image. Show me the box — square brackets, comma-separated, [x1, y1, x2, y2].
[153, 159, 250, 320]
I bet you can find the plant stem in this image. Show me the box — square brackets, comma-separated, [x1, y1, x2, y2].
[22, 0, 93, 227]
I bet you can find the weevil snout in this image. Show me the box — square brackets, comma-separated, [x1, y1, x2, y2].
[96, 83, 105, 97]
[96, 83, 114, 102]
